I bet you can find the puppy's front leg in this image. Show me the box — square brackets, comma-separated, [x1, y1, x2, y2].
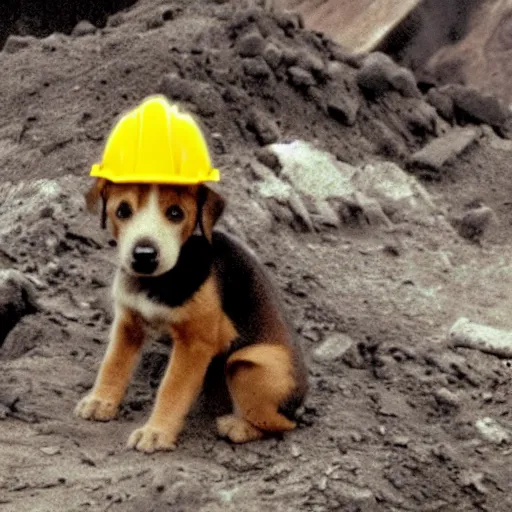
[75, 307, 145, 421]
[127, 335, 214, 453]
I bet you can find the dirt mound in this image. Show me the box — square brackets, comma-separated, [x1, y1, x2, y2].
[2, 1, 512, 511]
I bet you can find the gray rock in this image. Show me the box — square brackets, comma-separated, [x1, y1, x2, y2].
[441, 84, 510, 130]
[358, 52, 420, 99]
[71, 20, 97, 37]
[157, 74, 222, 117]
[296, 49, 324, 74]
[410, 127, 478, 173]
[313, 333, 354, 362]
[475, 417, 510, 444]
[327, 94, 360, 126]
[255, 147, 281, 172]
[388, 67, 421, 98]
[247, 108, 280, 145]
[0, 269, 39, 346]
[262, 42, 283, 69]
[237, 30, 265, 58]
[2, 35, 35, 54]
[427, 88, 455, 121]
[243, 57, 272, 78]
[288, 66, 316, 87]
[433, 387, 460, 409]
[356, 52, 395, 96]
[455, 205, 495, 242]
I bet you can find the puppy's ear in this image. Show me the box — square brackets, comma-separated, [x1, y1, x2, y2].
[85, 178, 109, 229]
[198, 185, 225, 243]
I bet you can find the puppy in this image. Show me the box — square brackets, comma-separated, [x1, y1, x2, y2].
[75, 179, 308, 453]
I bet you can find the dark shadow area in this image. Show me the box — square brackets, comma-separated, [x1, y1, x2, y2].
[0, 0, 138, 49]
[379, 0, 480, 72]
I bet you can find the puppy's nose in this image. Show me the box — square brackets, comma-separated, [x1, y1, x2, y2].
[132, 240, 159, 275]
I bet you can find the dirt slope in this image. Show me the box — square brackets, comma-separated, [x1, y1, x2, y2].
[1, 1, 512, 511]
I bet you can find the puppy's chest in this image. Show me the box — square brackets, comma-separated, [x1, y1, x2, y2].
[113, 276, 187, 330]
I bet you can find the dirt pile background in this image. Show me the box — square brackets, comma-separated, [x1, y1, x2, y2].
[1, 1, 512, 511]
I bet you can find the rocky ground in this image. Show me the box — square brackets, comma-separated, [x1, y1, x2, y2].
[1, 1, 512, 511]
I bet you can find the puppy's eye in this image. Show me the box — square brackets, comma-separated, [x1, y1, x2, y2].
[116, 201, 133, 220]
[165, 205, 184, 223]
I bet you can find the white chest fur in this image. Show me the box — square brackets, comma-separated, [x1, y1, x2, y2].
[112, 271, 188, 328]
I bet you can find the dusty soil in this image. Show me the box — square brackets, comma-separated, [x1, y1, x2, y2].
[1, 1, 512, 511]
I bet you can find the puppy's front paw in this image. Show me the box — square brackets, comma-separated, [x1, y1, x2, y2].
[217, 414, 263, 443]
[127, 424, 177, 453]
[75, 394, 119, 421]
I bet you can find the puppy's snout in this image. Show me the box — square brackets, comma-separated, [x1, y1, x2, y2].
[131, 239, 159, 275]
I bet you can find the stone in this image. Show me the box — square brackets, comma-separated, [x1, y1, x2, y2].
[243, 57, 272, 78]
[357, 52, 395, 96]
[71, 20, 97, 37]
[410, 127, 479, 174]
[237, 30, 265, 58]
[449, 317, 512, 358]
[313, 333, 354, 362]
[326, 93, 360, 126]
[388, 67, 421, 98]
[0, 269, 39, 346]
[288, 66, 316, 87]
[475, 417, 510, 444]
[441, 84, 510, 130]
[296, 49, 324, 74]
[255, 147, 281, 172]
[427, 88, 455, 120]
[2, 35, 35, 54]
[433, 387, 460, 409]
[247, 108, 281, 145]
[454, 205, 495, 242]
[262, 42, 283, 69]
[40, 446, 61, 456]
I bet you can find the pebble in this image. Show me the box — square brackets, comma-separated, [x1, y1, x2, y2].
[40, 446, 61, 456]
[327, 95, 359, 126]
[433, 387, 460, 409]
[243, 57, 272, 78]
[290, 443, 301, 458]
[2, 35, 36, 54]
[391, 436, 410, 448]
[263, 42, 283, 69]
[247, 108, 281, 145]
[313, 333, 354, 362]
[455, 205, 495, 242]
[288, 66, 316, 87]
[459, 470, 488, 494]
[238, 30, 265, 58]
[72, 20, 97, 38]
[475, 417, 510, 444]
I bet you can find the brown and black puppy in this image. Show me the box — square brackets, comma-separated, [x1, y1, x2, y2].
[75, 179, 308, 453]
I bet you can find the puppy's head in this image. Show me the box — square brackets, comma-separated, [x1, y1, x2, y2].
[86, 179, 224, 277]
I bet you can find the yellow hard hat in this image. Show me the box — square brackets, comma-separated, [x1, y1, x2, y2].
[90, 95, 220, 184]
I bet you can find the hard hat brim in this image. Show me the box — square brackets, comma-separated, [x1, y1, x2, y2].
[90, 164, 220, 184]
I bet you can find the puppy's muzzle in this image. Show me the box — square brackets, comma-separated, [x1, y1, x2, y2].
[132, 239, 159, 275]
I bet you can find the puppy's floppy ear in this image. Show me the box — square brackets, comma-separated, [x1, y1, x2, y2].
[85, 178, 109, 229]
[197, 185, 225, 243]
